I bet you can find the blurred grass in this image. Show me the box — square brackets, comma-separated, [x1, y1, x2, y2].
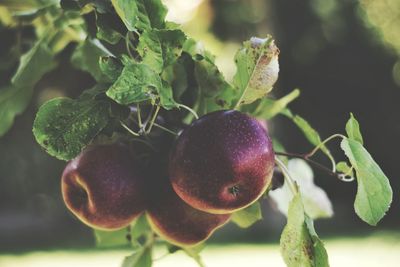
[0, 231, 399, 267]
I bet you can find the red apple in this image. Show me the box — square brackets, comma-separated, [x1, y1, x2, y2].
[146, 175, 230, 247]
[61, 144, 146, 230]
[169, 110, 275, 214]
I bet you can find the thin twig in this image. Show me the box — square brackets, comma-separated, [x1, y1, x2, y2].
[120, 121, 140, 137]
[178, 104, 199, 120]
[274, 156, 298, 196]
[143, 105, 155, 129]
[146, 105, 161, 134]
[305, 134, 346, 159]
[153, 122, 178, 136]
[137, 103, 143, 129]
[275, 151, 354, 182]
[276, 151, 338, 178]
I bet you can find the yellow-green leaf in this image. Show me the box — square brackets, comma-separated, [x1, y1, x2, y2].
[341, 138, 392, 226]
[231, 201, 262, 228]
[280, 192, 329, 267]
[345, 113, 364, 144]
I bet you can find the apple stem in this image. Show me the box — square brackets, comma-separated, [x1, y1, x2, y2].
[178, 104, 199, 120]
[274, 156, 298, 196]
[143, 104, 155, 130]
[305, 134, 345, 158]
[275, 151, 354, 182]
[152, 122, 178, 136]
[137, 103, 143, 129]
[146, 105, 161, 134]
[128, 107, 178, 136]
[120, 121, 140, 137]
[304, 133, 346, 172]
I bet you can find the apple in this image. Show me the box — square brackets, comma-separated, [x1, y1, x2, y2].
[146, 174, 230, 247]
[61, 144, 146, 230]
[169, 110, 275, 214]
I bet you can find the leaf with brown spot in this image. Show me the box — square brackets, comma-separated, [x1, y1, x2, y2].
[280, 192, 329, 267]
[232, 36, 280, 107]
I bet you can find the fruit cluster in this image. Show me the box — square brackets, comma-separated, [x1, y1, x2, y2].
[62, 110, 275, 246]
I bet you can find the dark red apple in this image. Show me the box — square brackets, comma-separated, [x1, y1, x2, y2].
[169, 110, 275, 214]
[61, 144, 146, 230]
[146, 174, 230, 247]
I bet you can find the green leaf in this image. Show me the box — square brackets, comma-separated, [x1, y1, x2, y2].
[280, 192, 329, 267]
[122, 246, 152, 267]
[12, 41, 56, 87]
[94, 228, 130, 248]
[1, 40, 56, 137]
[340, 138, 392, 226]
[136, 0, 167, 30]
[112, 0, 166, 31]
[232, 36, 280, 107]
[0, 7, 14, 26]
[183, 247, 206, 267]
[49, 27, 86, 54]
[154, 29, 186, 68]
[183, 38, 215, 62]
[60, 0, 80, 11]
[194, 57, 235, 115]
[180, 39, 235, 114]
[194, 58, 231, 99]
[231, 201, 262, 228]
[160, 81, 178, 110]
[64, 0, 112, 13]
[273, 138, 288, 164]
[336, 161, 354, 177]
[96, 215, 150, 249]
[33, 85, 110, 161]
[111, 0, 139, 31]
[165, 40, 236, 116]
[244, 89, 300, 119]
[131, 215, 151, 240]
[288, 114, 332, 159]
[304, 216, 330, 267]
[96, 13, 123, 44]
[166, 243, 205, 256]
[0, 85, 33, 137]
[345, 113, 364, 144]
[99, 56, 123, 82]
[137, 29, 186, 73]
[161, 54, 190, 102]
[52, 10, 85, 31]
[0, 0, 59, 13]
[292, 116, 322, 148]
[71, 38, 111, 82]
[106, 62, 161, 105]
[137, 31, 163, 72]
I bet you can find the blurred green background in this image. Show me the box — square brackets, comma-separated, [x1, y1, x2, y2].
[0, 0, 399, 265]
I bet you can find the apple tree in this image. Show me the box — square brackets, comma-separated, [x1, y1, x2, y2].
[0, 1, 393, 266]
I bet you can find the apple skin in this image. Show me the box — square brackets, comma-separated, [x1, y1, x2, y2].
[146, 175, 230, 247]
[61, 144, 146, 230]
[169, 110, 275, 214]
